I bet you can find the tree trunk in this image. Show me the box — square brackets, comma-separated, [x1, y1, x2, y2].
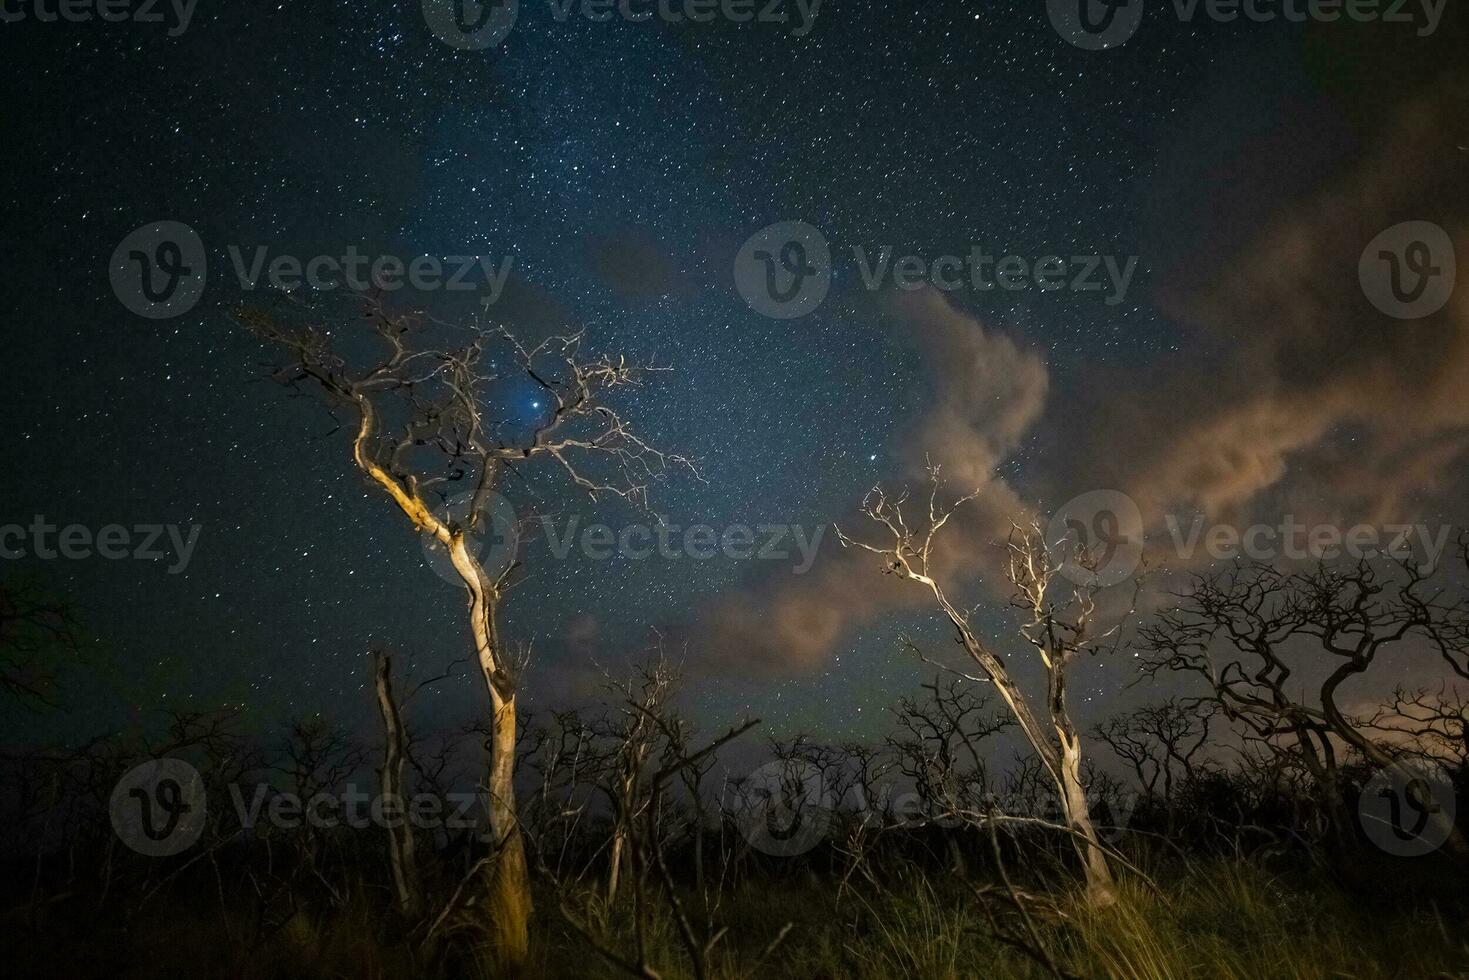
[373, 650, 420, 918]
[606, 824, 626, 905]
[451, 536, 532, 970]
[964, 640, 1118, 907]
[484, 689, 531, 968]
[1056, 728, 1118, 907]
[1047, 657, 1116, 907]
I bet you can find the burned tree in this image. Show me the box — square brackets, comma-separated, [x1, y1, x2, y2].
[240, 296, 690, 964]
[1092, 699, 1215, 834]
[598, 655, 679, 907]
[1360, 685, 1469, 776]
[838, 471, 1129, 907]
[372, 649, 420, 917]
[1138, 555, 1469, 856]
[888, 675, 1013, 871]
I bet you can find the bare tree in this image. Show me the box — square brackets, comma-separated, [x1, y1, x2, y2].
[273, 715, 367, 906]
[558, 707, 779, 980]
[1092, 698, 1215, 834]
[521, 708, 601, 882]
[241, 295, 691, 963]
[598, 654, 679, 907]
[887, 676, 1012, 872]
[1138, 556, 1469, 856]
[1358, 684, 1469, 776]
[372, 649, 420, 917]
[839, 740, 895, 825]
[887, 674, 1013, 822]
[838, 471, 1128, 906]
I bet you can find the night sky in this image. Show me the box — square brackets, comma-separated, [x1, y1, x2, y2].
[3, 1, 1467, 749]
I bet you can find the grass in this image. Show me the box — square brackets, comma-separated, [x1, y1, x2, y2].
[534, 859, 1469, 980]
[5, 858, 1467, 979]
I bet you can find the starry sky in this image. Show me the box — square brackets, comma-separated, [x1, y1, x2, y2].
[3, 1, 1467, 748]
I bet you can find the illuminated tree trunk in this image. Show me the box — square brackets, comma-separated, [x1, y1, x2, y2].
[1047, 667, 1117, 907]
[1056, 728, 1117, 907]
[451, 535, 531, 968]
[373, 650, 420, 918]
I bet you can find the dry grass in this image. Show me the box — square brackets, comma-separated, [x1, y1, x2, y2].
[534, 859, 1468, 980]
[5, 859, 1466, 979]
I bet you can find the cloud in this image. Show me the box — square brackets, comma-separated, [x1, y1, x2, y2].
[698, 289, 1047, 676]
[698, 76, 1469, 679]
[1057, 76, 1469, 540]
